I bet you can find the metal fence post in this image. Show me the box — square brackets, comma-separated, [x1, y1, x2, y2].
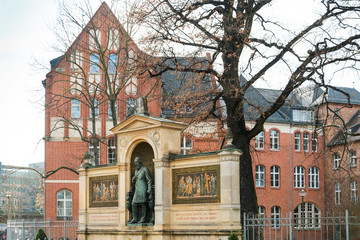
[243, 213, 246, 240]
[289, 211, 293, 240]
[346, 209, 349, 240]
[64, 217, 67, 240]
[49, 217, 51, 239]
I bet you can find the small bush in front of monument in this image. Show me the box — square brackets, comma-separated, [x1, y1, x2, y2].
[228, 232, 239, 240]
[35, 228, 47, 240]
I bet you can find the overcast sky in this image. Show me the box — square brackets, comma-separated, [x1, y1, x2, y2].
[0, 0, 359, 167]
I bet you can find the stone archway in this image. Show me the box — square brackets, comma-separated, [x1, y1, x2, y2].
[130, 141, 155, 182]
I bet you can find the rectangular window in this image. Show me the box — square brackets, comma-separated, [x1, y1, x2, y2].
[335, 183, 341, 205]
[255, 131, 264, 149]
[293, 110, 313, 122]
[303, 133, 309, 152]
[70, 50, 82, 69]
[256, 165, 265, 187]
[71, 99, 81, 118]
[108, 54, 118, 74]
[294, 132, 300, 151]
[89, 144, 100, 165]
[350, 181, 357, 202]
[312, 133, 318, 152]
[270, 130, 279, 150]
[294, 166, 305, 188]
[350, 151, 357, 168]
[270, 166, 280, 188]
[333, 153, 340, 170]
[89, 99, 99, 118]
[90, 54, 100, 74]
[108, 138, 116, 164]
[309, 167, 319, 189]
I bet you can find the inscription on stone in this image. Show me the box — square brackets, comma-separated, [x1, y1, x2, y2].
[89, 214, 118, 223]
[173, 211, 219, 223]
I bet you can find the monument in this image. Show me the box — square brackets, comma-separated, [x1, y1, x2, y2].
[77, 99, 242, 240]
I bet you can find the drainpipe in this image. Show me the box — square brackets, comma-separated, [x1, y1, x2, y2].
[289, 123, 293, 213]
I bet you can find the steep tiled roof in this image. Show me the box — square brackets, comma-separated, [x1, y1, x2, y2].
[50, 55, 63, 69]
[328, 110, 360, 146]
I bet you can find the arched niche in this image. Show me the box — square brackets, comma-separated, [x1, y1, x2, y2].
[130, 141, 155, 182]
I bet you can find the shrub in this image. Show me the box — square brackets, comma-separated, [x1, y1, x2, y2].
[35, 228, 47, 240]
[228, 232, 239, 240]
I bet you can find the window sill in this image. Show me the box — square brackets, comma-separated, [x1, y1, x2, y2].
[57, 216, 72, 220]
[270, 149, 280, 151]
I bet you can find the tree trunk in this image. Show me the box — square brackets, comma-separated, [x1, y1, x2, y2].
[232, 128, 258, 218]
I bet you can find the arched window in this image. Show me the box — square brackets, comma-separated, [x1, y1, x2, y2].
[333, 153, 340, 169]
[89, 28, 101, 51]
[303, 132, 309, 152]
[335, 183, 341, 205]
[294, 202, 320, 229]
[57, 190, 72, 219]
[294, 166, 305, 188]
[271, 206, 281, 228]
[180, 135, 192, 155]
[108, 138, 116, 164]
[349, 150, 357, 168]
[255, 131, 264, 149]
[270, 130, 279, 150]
[255, 165, 265, 187]
[125, 77, 137, 96]
[258, 206, 265, 218]
[108, 53, 118, 74]
[270, 166, 280, 188]
[309, 167, 319, 189]
[294, 132, 301, 151]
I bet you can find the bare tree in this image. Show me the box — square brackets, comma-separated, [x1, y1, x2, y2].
[136, 0, 360, 216]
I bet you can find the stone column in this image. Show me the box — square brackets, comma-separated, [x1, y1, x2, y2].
[217, 149, 242, 229]
[77, 167, 88, 232]
[153, 157, 171, 231]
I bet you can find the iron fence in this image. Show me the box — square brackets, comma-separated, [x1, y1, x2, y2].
[243, 210, 360, 240]
[6, 218, 78, 240]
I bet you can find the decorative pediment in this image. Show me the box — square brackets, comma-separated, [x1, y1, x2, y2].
[110, 114, 187, 134]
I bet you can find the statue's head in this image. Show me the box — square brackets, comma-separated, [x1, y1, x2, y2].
[134, 157, 143, 169]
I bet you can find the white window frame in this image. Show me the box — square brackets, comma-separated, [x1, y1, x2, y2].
[107, 138, 116, 164]
[271, 206, 281, 228]
[70, 50, 82, 69]
[255, 131, 264, 149]
[303, 133, 309, 152]
[89, 143, 100, 165]
[294, 202, 320, 229]
[335, 183, 341, 205]
[309, 167, 319, 189]
[90, 53, 100, 74]
[294, 132, 301, 151]
[270, 166, 280, 188]
[270, 130, 279, 150]
[89, 28, 101, 51]
[71, 99, 81, 118]
[312, 133, 318, 152]
[350, 181, 357, 202]
[108, 53, 118, 74]
[255, 165, 265, 187]
[180, 135, 192, 155]
[294, 166, 305, 188]
[57, 190, 72, 219]
[333, 153, 340, 170]
[349, 151, 357, 168]
[259, 206, 265, 218]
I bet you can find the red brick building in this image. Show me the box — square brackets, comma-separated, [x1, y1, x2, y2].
[44, 3, 360, 234]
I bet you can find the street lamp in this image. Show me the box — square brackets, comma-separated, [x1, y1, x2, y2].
[298, 189, 307, 240]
